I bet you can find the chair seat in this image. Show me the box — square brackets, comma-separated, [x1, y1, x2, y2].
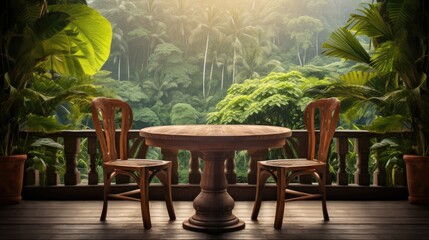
[104, 159, 169, 170]
[260, 159, 326, 170]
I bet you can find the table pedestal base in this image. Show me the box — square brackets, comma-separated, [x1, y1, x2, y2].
[183, 216, 245, 233]
[182, 151, 245, 233]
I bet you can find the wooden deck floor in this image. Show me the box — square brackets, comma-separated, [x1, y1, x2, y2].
[1, 200, 429, 239]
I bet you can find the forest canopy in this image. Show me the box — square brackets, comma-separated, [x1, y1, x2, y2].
[89, 0, 370, 127]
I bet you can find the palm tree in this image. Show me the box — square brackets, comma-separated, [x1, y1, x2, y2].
[223, 9, 258, 84]
[286, 15, 324, 66]
[92, 0, 140, 80]
[165, 0, 194, 46]
[235, 43, 284, 83]
[190, 7, 224, 98]
[317, 0, 429, 156]
[143, 0, 167, 63]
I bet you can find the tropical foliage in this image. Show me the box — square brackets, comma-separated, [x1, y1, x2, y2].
[90, 0, 368, 128]
[207, 71, 330, 127]
[309, 0, 429, 156]
[0, 0, 112, 156]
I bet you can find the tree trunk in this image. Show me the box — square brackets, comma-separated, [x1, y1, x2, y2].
[202, 32, 210, 99]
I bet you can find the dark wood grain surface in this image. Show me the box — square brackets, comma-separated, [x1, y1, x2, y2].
[1, 200, 429, 239]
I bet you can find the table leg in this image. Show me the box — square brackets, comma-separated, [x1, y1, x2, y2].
[183, 151, 245, 233]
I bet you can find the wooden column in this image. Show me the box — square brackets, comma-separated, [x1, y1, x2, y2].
[64, 137, 81, 185]
[161, 148, 179, 184]
[354, 137, 370, 186]
[189, 151, 201, 184]
[336, 137, 349, 185]
[225, 157, 237, 184]
[247, 149, 268, 184]
[87, 136, 98, 185]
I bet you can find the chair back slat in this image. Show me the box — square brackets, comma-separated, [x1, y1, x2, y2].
[91, 97, 133, 162]
[304, 98, 340, 162]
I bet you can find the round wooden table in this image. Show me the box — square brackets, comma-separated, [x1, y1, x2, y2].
[140, 125, 292, 233]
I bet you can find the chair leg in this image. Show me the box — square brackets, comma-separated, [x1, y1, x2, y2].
[100, 170, 110, 221]
[140, 168, 151, 229]
[314, 170, 330, 221]
[157, 164, 176, 220]
[321, 173, 329, 221]
[251, 166, 271, 220]
[274, 168, 286, 229]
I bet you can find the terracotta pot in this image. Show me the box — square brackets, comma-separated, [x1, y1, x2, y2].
[404, 154, 429, 205]
[0, 154, 27, 204]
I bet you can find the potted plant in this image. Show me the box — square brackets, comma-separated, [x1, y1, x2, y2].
[308, 0, 428, 203]
[0, 0, 112, 204]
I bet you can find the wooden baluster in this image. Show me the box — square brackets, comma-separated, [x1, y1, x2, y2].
[373, 137, 386, 186]
[225, 156, 237, 184]
[24, 169, 40, 186]
[64, 137, 81, 185]
[247, 149, 268, 184]
[45, 137, 61, 185]
[354, 137, 370, 186]
[336, 137, 349, 185]
[161, 148, 179, 184]
[87, 136, 98, 185]
[189, 151, 201, 184]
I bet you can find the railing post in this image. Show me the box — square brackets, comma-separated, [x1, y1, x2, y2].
[45, 137, 60, 186]
[373, 136, 386, 186]
[225, 157, 237, 184]
[247, 149, 268, 184]
[161, 148, 179, 184]
[87, 136, 99, 185]
[189, 151, 201, 184]
[64, 136, 81, 185]
[354, 137, 371, 186]
[336, 137, 349, 185]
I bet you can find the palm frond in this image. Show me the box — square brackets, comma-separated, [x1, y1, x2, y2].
[371, 41, 396, 73]
[340, 70, 378, 85]
[387, 0, 416, 32]
[365, 115, 409, 133]
[322, 28, 371, 64]
[348, 4, 393, 39]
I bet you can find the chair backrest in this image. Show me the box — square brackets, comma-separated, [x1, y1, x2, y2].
[304, 98, 340, 163]
[91, 97, 133, 162]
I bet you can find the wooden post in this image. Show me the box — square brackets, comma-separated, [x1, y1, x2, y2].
[354, 137, 370, 186]
[87, 136, 99, 185]
[161, 148, 179, 184]
[64, 137, 81, 185]
[247, 149, 268, 184]
[225, 157, 237, 184]
[188, 151, 201, 184]
[336, 137, 349, 185]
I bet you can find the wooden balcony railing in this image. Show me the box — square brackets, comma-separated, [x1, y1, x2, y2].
[21, 129, 409, 201]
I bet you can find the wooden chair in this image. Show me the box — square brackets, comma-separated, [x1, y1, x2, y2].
[251, 97, 340, 229]
[91, 97, 175, 229]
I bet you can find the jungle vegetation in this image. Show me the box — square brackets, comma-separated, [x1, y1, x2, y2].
[89, 0, 370, 129]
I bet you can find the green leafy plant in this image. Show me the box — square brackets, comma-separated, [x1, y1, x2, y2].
[26, 138, 64, 186]
[207, 71, 329, 127]
[371, 137, 408, 186]
[312, 0, 429, 156]
[0, 0, 112, 156]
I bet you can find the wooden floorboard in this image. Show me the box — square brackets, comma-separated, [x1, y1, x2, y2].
[1, 200, 429, 239]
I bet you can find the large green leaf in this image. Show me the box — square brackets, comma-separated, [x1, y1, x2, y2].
[348, 4, 392, 39]
[365, 115, 408, 133]
[340, 70, 377, 86]
[39, 4, 112, 76]
[322, 28, 371, 64]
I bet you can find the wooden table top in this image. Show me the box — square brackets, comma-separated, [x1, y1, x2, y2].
[140, 124, 292, 151]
